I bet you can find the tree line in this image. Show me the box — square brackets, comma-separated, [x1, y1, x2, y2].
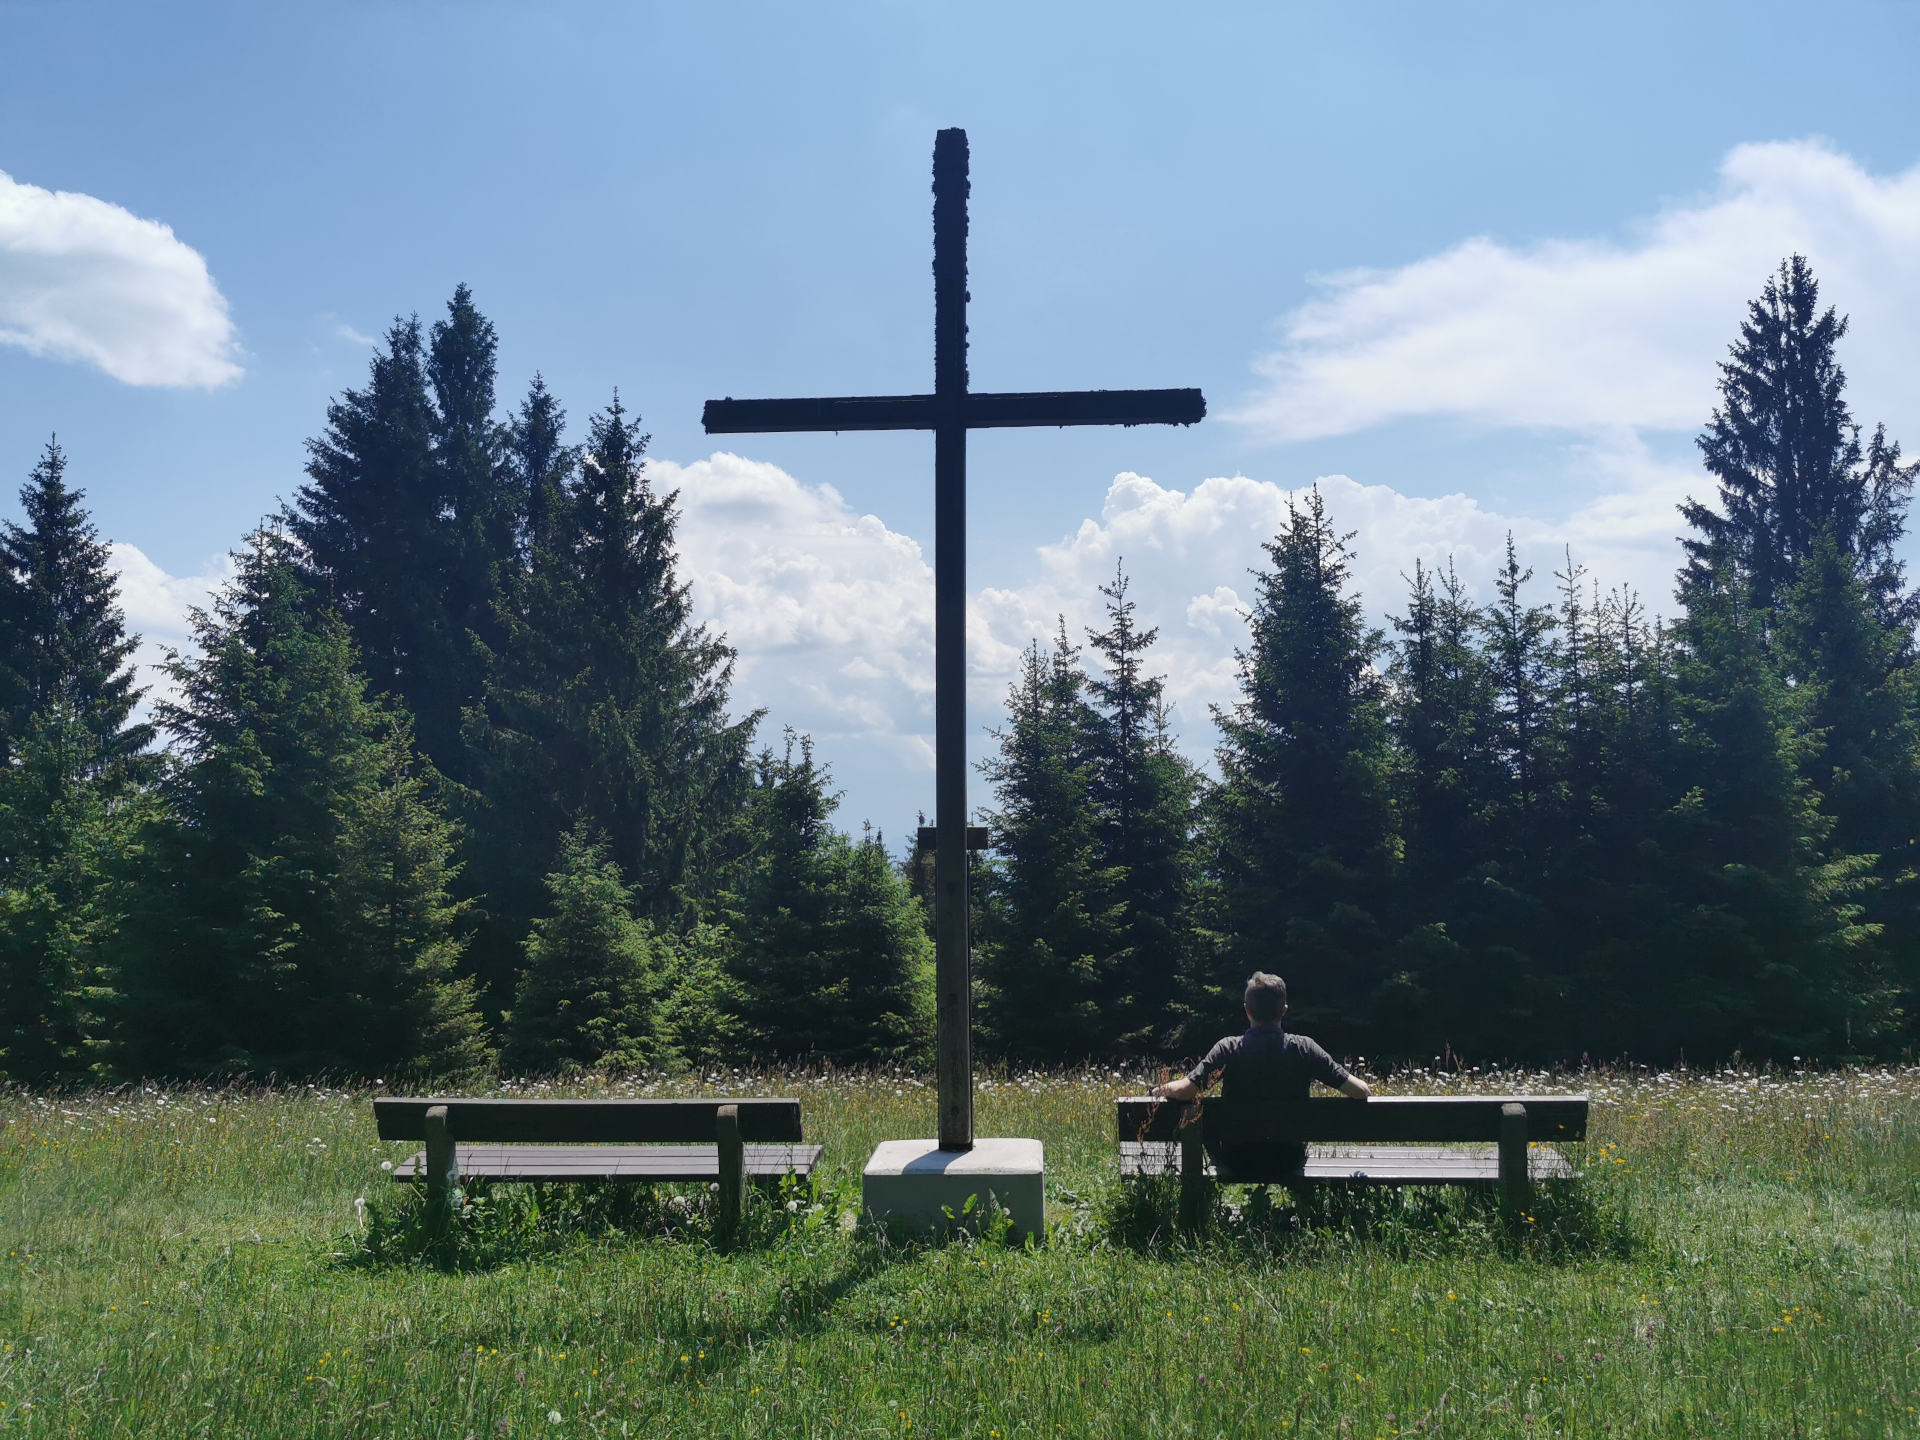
[1, 258, 1914, 1083]
[980, 256, 1918, 1067]
[0, 288, 928, 1085]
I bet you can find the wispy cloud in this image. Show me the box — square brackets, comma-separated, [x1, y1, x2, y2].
[0, 170, 241, 387]
[332, 321, 377, 347]
[1231, 140, 1920, 443]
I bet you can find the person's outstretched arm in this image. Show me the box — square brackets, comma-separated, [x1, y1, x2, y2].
[1338, 1075, 1371, 1100]
[1151, 1075, 1204, 1102]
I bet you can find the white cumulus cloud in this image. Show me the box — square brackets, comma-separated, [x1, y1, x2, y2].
[0, 170, 241, 387]
[974, 467, 1690, 764]
[108, 542, 234, 712]
[661, 452, 940, 778]
[1233, 140, 1920, 443]
[655, 453, 1694, 825]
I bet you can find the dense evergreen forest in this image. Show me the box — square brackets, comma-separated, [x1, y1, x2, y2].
[2, 258, 1915, 1084]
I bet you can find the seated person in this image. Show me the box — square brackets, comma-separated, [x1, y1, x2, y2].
[1149, 971, 1370, 1176]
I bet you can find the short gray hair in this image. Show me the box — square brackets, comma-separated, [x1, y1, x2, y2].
[1244, 972, 1288, 1023]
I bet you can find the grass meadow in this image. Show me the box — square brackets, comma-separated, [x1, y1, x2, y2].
[0, 1063, 1915, 1439]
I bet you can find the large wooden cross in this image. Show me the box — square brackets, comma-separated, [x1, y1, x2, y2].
[705, 128, 1204, 1151]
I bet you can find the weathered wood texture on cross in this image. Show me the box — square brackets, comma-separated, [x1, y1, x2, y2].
[705, 128, 1203, 1150]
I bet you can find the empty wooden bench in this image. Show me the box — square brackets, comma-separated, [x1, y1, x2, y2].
[374, 1097, 822, 1241]
[1116, 1093, 1589, 1231]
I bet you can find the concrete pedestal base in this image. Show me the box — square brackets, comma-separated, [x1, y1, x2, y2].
[862, 1138, 1045, 1243]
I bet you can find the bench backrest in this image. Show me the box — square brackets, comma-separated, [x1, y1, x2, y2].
[374, 1097, 805, 1144]
[1116, 1094, 1589, 1145]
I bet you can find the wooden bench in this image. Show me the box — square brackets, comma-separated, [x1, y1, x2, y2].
[374, 1097, 822, 1243]
[1116, 1093, 1589, 1232]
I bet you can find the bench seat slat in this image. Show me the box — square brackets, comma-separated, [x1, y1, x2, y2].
[390, 1142, 823, 1183]
[1118, 1140, 1575, 1185]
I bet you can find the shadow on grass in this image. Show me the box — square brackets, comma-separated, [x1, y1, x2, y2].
[647, 1222, 1084, 1382]
[1098, 1172, 1635, 1264]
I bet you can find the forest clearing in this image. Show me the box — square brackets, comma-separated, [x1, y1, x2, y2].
[0, 1064, 1913, 1438]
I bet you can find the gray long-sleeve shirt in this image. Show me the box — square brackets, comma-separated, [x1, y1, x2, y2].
[1183, 1025, 1351, 1101]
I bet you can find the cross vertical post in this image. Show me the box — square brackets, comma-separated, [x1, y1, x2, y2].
[931, 128, 973, 1150]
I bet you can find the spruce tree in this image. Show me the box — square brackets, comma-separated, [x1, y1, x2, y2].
[978, 628, 1114, 1060]
[295, 288, 520, 784]
[116, 531, 487, 1080]
[1385, 558, 1503, 1054]
[464, 393, 757, 1005]
[507, 374, 573, 560]
[503, 825, 659, 1075]
[0, 441, 153, 1082]
[1682, 255, 1918, 633]
[1208, 488, 1399, 1049]
[1649, 550, 1888, 1057]
[335, 738, 492, 1079]
[1482, 535, 1559, 831]
[1388, 558, 1499, 897]
[1083, 566, 1204, 1054]
[0, 438, 149, 767]
[1556, 587, 1688, 1056]
[425, 285, 513, 778]
[295, 316, 439, 694]
[726, 736, 931, 1062]
[828, 823, 936, 1062]
[1778, 537, 1920, 1030]
[0, 701, 150, 1084]
[1677, 256, 1916, 1051]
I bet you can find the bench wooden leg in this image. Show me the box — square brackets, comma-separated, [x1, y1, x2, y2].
[1498, 1102, 1528, 1226]
[716, 1104, 743, 1245]
[1178, 1126, 1207, 1236]
[423, 1104, 459, 1241]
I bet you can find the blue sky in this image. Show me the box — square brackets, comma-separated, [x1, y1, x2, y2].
[5, 1, 1920, 833]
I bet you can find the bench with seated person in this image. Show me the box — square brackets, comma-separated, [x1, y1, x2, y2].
[1116, 973, 1588, 1230]
[374, 1096, 822, 1242]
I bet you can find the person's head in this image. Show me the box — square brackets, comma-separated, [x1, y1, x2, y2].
[1243, 972, 1288, 1026]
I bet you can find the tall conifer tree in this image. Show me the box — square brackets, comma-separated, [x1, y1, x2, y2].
[504, 825, 660, 1075]
[294, 288, 520, 784]
[1208, 489, 1398, 1048]
[425, 285, 512, 778]
[1385, 558, 1503, 1053]
[726, 736, 931, 1061]
[116, 532, 488, 1080]
[1649, 549, 1887, 1057]
[1682, 255, 1918, 633]
[0, 702, 151, 1084]
[978, 628, 1114, 1060]
[0, 439, 149, 767]
[464, 394, 757, 1004]
[1083, 566, 1203, 1053]
[508, 374, 573, 560]
[0, 441, 152, 1082]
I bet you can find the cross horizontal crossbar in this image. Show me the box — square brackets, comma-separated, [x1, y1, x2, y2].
[703, 388, 1206, 435]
